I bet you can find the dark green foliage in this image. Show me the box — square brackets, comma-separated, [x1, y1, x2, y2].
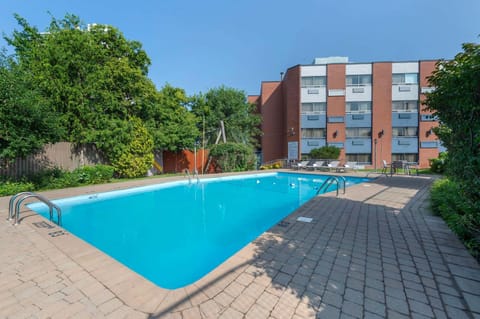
[430, 178, 479, 258]
[0, 52, 62, 160]
[0, 181, 35, 196]
[425, 40, 480, 258]
[71, 165, 114, 184]
[191, 86, 261, 147]
[4, 14, 158, 165]
[111, 118, 153, 178]
[209, 143, 256, 172]
[309, 146, 341, 159]
[0, 165, 115, 196]
[429, 152, 448, 174]
[143, 84, 199, 151]
[424, 41, 480, 204]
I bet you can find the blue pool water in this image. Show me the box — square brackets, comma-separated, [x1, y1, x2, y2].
[29, 172, 370, 289]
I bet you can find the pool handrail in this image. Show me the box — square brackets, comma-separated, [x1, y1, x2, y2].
[316, 176, 346, 196]
[8, 192, 62, 226]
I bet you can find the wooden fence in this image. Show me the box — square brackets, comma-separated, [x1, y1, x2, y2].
[0, 142, 106, 179]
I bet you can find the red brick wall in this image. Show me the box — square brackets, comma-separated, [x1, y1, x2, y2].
[326, 64, 347, 161]
[283, 66, 301, 157]
[372, 62, 393, 168]
[260, 81, 284, 162]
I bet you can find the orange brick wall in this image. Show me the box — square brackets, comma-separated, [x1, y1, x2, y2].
[283, 66, 301, 157]
[326, 64, 347, 161]
[372, 62, 393, 169]
[259, 81, 285, 162]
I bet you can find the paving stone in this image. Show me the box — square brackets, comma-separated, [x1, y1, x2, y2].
[341, 300, 363, 318]
[218, 307, 243, 319]
[317, 303, 340, 319]
[245, 304, 270, 319]
[322, 291, 343, 308]
[344, 288, 363, 305]
[409, 299, 434, 318]
[463, 292, 480, 313]
[441, 293, 466, 309]
[386, 296, 409, 315]
[445, 305, 472, 319]
[364, 298, 385, 316]
[231, 293, 256, 314]
[256, 291, 279, 311]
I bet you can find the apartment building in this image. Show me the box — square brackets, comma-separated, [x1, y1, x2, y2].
[249, 57, 443, 169]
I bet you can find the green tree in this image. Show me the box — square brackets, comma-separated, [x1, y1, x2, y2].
[0, 52, 61, 160]
[424, 41, 480, 251]
[424, 41, 480, 202]
[309, 146, 341, 159]
[143, 84, 199, 151]
[111, 118, 154, 178]
[191, 86, 261, 147]
[4, 14, 156, 161]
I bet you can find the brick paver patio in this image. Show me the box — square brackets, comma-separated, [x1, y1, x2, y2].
[1, 172, 479, 318]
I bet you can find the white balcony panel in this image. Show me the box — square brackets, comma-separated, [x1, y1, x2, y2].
[346, 64, 372, 75]
[392, 62, 419, 73]
[392, 85, 419, 101]
[301, 65, 327, 77]
[328, 89, 345, 97]
[301, 87, 327, 102]
[346, 86, 372, 101]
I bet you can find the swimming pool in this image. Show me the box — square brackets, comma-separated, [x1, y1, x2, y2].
[28, 172, 370, 289]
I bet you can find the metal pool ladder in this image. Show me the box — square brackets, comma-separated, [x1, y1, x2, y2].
[7, 192, 62, 226]
[184, 168, 200, 184]
[316, 176, 346, 196]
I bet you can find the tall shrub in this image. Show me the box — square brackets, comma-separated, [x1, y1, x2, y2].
[209, 143, 256, 172]
[111, 118, 153, 178]
[309, 146, 341, 159]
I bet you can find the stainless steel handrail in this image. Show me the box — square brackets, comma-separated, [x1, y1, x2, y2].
[316, 176, 346, 196]
[192, 169, 200, 183]
[8, 192, 62, 226]
[184, 168, 191, 183]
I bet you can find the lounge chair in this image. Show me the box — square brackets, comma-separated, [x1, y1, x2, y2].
[327, 160, 340, 172]
[343, 161, 358, 172]
[308, 160, 325, 170]
[293, 160, 309, 170]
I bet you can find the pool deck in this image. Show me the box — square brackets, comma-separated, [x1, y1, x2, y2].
[1, 171, 480, 319]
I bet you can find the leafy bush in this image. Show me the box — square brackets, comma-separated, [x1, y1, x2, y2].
[309, 146, 341, 160]
[430, 178, 479, 258]
[0, 181, 35, 196]
[71, 165, 114, 184]
[112, 119, 154, 178]
[209, 143, 256, 172]
[429, 152, 448, 174]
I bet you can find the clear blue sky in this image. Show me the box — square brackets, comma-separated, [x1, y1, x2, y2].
[1, 0, 478, 96]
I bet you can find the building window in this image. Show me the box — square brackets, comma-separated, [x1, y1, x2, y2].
[301, 102, 326, 114]
[346, 101, 372, 113]
[301, 76, 326, 88]
[392, 127, 418, 137]
[346, 74, 372, 86]
[346, 154, 371, 164]
[346, 127, 372, 138]
[392, 153, 418, 162]
[392, 73, 418, 85]
[421, 114, 438, 121]
[392, 100, 418, 112]
[301, 128, 325, 138]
